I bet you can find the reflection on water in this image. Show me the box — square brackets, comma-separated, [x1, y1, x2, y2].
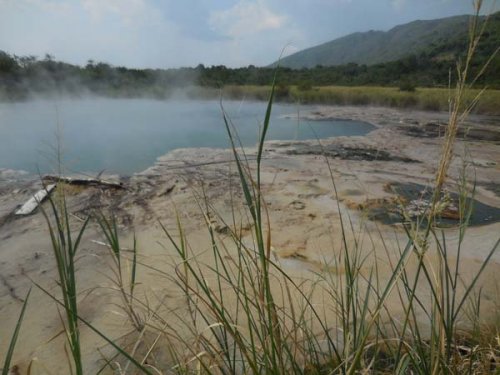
[0, 99, 375, 174]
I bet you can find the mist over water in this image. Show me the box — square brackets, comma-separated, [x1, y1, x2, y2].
[0, 98, 375, 175]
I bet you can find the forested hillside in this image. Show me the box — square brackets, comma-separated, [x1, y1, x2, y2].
[275, 11, 500, 68]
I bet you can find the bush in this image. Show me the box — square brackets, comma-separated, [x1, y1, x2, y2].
[275, 83, 290, 99]
[297, 81, 313, 91]
[399, 79, 417, 92]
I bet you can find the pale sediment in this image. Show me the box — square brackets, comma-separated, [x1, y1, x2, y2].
[1, 105, 499, 372]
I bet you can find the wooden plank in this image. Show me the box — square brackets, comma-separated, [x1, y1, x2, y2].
[15, 184, 56, 215]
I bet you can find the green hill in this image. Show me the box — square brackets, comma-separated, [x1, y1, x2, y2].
[275, 12, 500, 68]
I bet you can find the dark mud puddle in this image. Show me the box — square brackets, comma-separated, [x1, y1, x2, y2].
[359, 182, 500, 227]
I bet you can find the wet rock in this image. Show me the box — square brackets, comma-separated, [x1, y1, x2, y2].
[290, 200, 306, 210]
[158, 184, 175, 197]
[283, 144, 418, 163]
[399, 122, 500, 142]
[214, 224, 230, 234]
[404, 197, 459, 220]
[0, 168, 29, 180]
[346, 197, 402, 223]
[482, 182, 500, 198]
[472, 159, 497, 168]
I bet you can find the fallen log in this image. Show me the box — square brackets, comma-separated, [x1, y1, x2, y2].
[15, 184, 56, 215]
[43, 175, 124, 189]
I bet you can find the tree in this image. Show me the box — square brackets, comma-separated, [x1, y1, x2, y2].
[0, 51, 19, 74]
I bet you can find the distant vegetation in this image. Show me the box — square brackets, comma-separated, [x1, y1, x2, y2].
[216, 85, 500, 114]
[1, 50, 499, 100]
[0, 12, 498, 110]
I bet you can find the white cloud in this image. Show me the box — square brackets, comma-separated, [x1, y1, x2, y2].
[25, 0, 72, 14]
[0, 0, 304, 67]
[391, 0, 406, 10]
[81, 0, 154, 25]
[0, 0, 71, 15]
[209, 0, 287, 38]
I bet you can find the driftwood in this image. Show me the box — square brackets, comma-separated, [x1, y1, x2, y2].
[15, 184, 56, 215]
[43, 175, 124, 189]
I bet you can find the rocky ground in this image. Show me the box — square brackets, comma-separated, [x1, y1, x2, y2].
[1, 105, 499, 373]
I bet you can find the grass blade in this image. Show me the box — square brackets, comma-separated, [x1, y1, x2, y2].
[2, 288, 31, 375]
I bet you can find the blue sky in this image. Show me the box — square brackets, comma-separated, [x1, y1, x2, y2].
[0, 0, 497, 68]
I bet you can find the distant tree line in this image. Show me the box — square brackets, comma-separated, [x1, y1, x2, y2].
[0, 43, 498, 101]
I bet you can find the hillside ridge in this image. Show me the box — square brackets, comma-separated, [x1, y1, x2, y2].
[274, 12, 498, 68]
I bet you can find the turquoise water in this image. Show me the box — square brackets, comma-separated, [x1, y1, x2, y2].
[0, 98, 375, 174]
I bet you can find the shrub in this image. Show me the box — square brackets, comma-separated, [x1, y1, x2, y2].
[297, 81, 313, 91]
[399, 79, 417, 92]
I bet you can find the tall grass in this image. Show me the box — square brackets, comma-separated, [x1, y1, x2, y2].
[34, 187, 153, 375]
[97, 214, 143, 332]
[190, 85, 500, 115]
[37, 184, 89, 375]
[151, 5, 500, 372]
[395, 6, 500, 372]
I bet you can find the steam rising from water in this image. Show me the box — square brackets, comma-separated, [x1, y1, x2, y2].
[0, 98, 375, 175]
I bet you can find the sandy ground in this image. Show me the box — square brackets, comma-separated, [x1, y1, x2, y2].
[1, 105, 499, 373]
